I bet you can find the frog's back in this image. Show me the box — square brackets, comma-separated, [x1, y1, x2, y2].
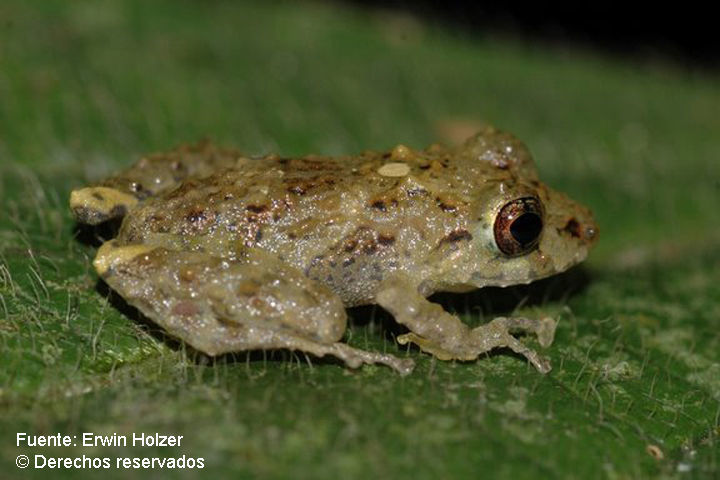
[116, 145, 478, 305]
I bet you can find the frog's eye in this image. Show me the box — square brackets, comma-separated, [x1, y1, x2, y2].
[494, 197, 544, 256]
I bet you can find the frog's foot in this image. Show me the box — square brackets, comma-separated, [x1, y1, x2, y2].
[398, 317, 555, 373]
[97, 243, 412, 374]
[377, 275, 556, 373]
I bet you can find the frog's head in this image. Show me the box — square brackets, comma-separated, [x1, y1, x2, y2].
[457, 127, 599, 287]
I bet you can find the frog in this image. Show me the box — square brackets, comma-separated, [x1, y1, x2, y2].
[69, 126, 598, 375]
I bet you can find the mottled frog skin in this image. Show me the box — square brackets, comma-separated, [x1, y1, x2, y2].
[70, 126, 598, 374]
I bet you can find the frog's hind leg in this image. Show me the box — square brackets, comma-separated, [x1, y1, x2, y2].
[70, 142, 246, 225]
[95, 243, 414, 375]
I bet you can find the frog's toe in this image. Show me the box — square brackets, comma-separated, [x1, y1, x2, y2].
[470, 318, 554, 373]
[331, 343, 415, 375]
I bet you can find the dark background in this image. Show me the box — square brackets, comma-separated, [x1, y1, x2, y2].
[348, 1, 720, 69]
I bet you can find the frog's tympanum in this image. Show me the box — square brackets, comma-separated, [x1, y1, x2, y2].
[70, 127, 597, 375]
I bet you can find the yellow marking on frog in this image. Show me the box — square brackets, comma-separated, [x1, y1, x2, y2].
[93, 241, 157, 276]
[70, 186, 139, 215]
[377, 162, 410, 177]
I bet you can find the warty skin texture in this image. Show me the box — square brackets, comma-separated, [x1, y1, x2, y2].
[70, 126, 597, 374]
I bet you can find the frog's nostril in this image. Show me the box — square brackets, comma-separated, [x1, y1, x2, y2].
[585, 225, 598, 241]
[561, 218, 582, 238]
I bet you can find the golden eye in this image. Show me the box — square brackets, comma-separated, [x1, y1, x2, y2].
[494, 197, 544, 256]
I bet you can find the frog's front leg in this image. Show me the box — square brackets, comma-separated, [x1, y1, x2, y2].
[375, 275, 556, 373]
[95, 242, 414, 375]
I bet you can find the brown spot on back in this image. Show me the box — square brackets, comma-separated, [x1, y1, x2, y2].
[246, 204, 268, 214]
[337, 226, 396, 259]
[378, 234, 395, 246]
[369, 192, 399, 211]
[186, 209, 207, 224]
[287, 184, 308, 195]
[370, 200, 387, 211]
[182, 207, 216, 234]
[440, 229, 473, 244]
[343, 239, 358, 252]
[436, 196, 458, 212]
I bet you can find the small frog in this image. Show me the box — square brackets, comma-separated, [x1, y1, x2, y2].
[70, 126, 597, 375]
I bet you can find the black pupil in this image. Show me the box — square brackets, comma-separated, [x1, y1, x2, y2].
[510, 213, 542, 247]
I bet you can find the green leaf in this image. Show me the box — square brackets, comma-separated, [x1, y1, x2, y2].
[1, 1, 718, 478]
